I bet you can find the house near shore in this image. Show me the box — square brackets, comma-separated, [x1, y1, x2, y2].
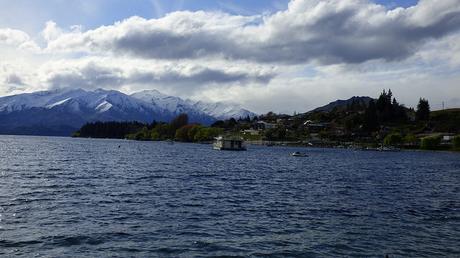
[254, 121, 277, 130]
[303, 120, 330, 132]
[242, 129, 260, 136]
[441, 134, 455, 145]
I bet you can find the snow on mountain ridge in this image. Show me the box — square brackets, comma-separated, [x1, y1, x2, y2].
[130, 89, 256, 120]
[46, 98, 73, 109]
[192, 100, 255, 120]
[95, 101, 113, 113]
[0, 88, 256, 121]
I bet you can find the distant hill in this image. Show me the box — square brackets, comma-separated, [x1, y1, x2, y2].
[429, 108, 460, 133]
[310, 96, 374, 113]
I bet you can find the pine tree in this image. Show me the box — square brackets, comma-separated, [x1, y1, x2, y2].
[170, 113, 189, 131]
[363, 100, 379, 132]
[416, 98, 430, 121]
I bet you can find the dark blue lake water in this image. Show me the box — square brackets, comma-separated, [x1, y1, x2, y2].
[0, 135, 459, 257]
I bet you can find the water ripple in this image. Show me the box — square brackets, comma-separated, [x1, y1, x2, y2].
[0, 135, 459, 257]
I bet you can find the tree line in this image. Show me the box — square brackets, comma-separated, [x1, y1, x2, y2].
[73, 114, 223, 142]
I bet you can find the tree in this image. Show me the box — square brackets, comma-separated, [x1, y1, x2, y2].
[376, 89, 393, 122]
[151, 123, 174, 140]
[384, 133, 403, 146]
[416, 98, 430, 121]
[188, 124, 202, 141]
[75, 121, 145, 139]
[175, 124, 194, 142]
[149, 120, 158, 129]
[363, 100, 378, 132]
[404, 133, 418, 146]
[420, 135, 441, 150]
[227, 118, 238, 128]
[453, 135, 460, 151]
[127, 126, 150, 140]
[194, 127, 223, 142]
[170, 113, 189, 131]
[211, 120, 225, 128]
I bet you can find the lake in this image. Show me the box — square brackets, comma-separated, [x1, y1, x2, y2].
[0, 135, 459, 257]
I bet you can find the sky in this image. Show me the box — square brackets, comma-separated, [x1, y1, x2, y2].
[0, 0, 459, 113]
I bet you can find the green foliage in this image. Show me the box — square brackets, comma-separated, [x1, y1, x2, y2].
[211, 118, 238, 130]
[383, 133, 403, 146]
[170, 113, 189, 131]
[263, 126, 287, 141]
[403, 133, 418, 145]
[74, 113, 224, 143]
[429, 109, 460, 133]
[194, 127, 223, 142]
[126, 126, 151, 141]
[453, 135, 460, 150]
[151, 123, 174, 140]
[150, 130, 160, 140]
[416, 98, 430, 121]
[175, 124, 200, 142]
[363, 99, 378, 132]
[360, 89, 409, 133]
[75, 121, 145, 139]
[343, 113, 362, 132]
[374, 89, 408, 124]
[420, 135, 442, 150]
[175, 125, 224, 142]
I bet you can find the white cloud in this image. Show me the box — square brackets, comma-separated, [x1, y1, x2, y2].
[0, 28, 40, 51]
[1, 0, 460, 113]
[42, 21, 62, 42]
[43, 0, 460, 64]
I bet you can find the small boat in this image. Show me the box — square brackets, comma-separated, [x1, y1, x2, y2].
[291, 151, 308, 157]
[364, 146, 401, 152]
[380, 146, 401, 152]
[213, 136, 247, 151]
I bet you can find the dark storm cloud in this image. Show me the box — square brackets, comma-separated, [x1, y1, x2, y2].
[43, 60, 274, 90]
[130, 68, 273, 85]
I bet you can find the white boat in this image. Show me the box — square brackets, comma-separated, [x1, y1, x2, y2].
[291, 151, 308, 157]
[213, 136, 247, 151]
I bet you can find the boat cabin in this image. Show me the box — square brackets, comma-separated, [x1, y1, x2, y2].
[213, 136, 247, 151]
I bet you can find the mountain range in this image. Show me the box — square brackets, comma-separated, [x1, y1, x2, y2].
[0, 88, 255, 136]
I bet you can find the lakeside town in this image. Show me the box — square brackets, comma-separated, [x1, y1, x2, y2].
[74, 89, 460, 152]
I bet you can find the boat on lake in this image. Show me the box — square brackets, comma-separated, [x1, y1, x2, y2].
[364, 146, 401, 152]
[213, 136, 247, 151]
[291, 151, 308, 157]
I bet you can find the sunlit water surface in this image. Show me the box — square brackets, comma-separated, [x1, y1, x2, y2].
[0, 135, 459, 257]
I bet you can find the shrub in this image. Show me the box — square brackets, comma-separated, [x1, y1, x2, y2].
[175, 124, 202, 142]
[403, 133, 418, 146]
[384, 133, 403, 146]
[194, 127, 223, 142]
[453, 135, 460, 151]
[420, 135, 442, 150]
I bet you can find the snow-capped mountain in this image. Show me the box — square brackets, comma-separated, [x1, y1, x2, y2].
[192, 101, 255, 121]
[130, 89, 200, 116]
[130, 89, 255, 121]
[0, 88, 255, 136]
